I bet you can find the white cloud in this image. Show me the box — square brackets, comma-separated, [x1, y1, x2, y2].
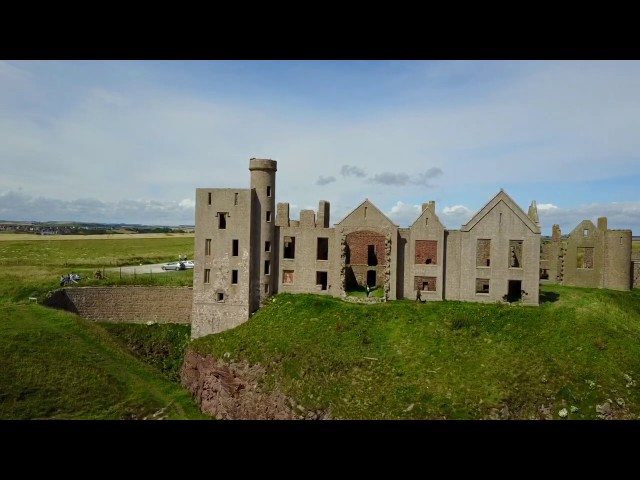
[537, 203, 559, 211]
[538, 201, 640, 235]
[387, 201, 421, 226]
[440, 205, 473, 228]
[0, 190, 194, 225]
[179, 198, 195, 208]
[442, 205, 472, 216]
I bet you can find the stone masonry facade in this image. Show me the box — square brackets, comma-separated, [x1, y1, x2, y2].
[45, 286, 193, 324]
[540, 217, 633, 291]
[194, 157, 634, 339]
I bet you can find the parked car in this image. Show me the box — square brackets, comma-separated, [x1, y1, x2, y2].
[183, 260, 195, 269]
[162, 261, 184, 271]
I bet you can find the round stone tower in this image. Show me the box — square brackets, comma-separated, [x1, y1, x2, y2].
[249, 158, 277, 309]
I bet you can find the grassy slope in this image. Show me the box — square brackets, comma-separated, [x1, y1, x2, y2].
[0, 303, 208, 420]
[0, 235, 207, 420]
[191, 285, 640, 420]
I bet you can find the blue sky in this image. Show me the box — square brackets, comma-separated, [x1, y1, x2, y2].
[1, 60, 639, 235]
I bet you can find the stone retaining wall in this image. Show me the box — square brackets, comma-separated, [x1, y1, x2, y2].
[45, 286, 193, 324]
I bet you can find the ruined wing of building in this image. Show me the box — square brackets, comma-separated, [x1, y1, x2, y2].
[191, 158, 635, 339]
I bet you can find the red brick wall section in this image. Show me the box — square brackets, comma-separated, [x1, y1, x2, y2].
[346, 231, 386, 266]
[415, 240, 437, 264]
[46, 286, 193, 324]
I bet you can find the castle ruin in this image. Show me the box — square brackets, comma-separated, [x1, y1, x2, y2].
[191, 158, 572, 339]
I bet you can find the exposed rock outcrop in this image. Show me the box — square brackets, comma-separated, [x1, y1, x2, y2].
[180, 350, 331, 420]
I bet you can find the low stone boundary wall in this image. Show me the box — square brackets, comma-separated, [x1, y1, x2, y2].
[342, 295, 386, 304]
[45, 286, 193, 324]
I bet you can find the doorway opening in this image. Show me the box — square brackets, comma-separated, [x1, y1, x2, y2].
[507, 280, 522, 302]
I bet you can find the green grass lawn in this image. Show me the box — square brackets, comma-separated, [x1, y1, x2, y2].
[191, 286, 640, 420]
[0, 303, 208, 420]
[0, 234, 205, 420]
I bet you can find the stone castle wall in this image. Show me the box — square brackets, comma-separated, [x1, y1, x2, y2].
[45, 286, 193, 324]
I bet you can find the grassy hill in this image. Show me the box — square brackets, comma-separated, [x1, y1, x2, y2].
[0, 234, 208, 420]
[190, 286, 640, 420]
[0, 302, 209, 420]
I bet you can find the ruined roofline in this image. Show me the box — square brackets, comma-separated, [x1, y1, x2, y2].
[409, 200, 445, 229]
[461, 189, 540, 234]
[276, 200, 331, 227]
[249, 158, 277, 171]
[334, 198, 399, 227]
[196, 187, 249, 192]
[567, 219, 598, 237]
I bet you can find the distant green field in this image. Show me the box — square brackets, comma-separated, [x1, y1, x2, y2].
[0, 234, 195, 304]
[0, 235, 194, 268]
[633, 240, 640, 254]
[0, 234, 205, 420]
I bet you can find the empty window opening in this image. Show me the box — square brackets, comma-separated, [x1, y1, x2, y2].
[283, 270, 294, 284]
[476, 239, 491, 267]
[266, 211, 272, 222]
[284, 236, 295, 259]
[231, 270, 238, 284]
[475, 278, 490, 294]
[232, 239, 239, 256]
[216, 292, 224, 302]
[265, 241, 271, 252]
[577, 247, 594, 269]
[414, 276, 436, 292]
[208, 192, 212, 205]
[367, 245, 378, 266]
[234, 192, 238, 205]
[364, 206, 367, 218]
[425, 278, 436, 291]
[317, 271, 328, 290]
[205, 238, 212, 256]
[426, 217, 429, 226]
[317, 237, 329, 260]
[366, 270, 377, 287]
[507, 280, 522, 302]
[264, 283, 269, 294]
[267, 186, 272, 197]
[499, 212, 502, 224]
[218, 212, 227, 229]
[264, 260, 270, 275]
[415, 240, 437, 265]
[509, 240, 523, 268]
[583, 229, 589, 237]
[204, 269, 210, 284]
[620, 236, 623, 245]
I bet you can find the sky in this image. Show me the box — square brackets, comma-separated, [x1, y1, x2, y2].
[1, 60, 639, 236]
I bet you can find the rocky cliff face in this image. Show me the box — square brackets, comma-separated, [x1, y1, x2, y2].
[180, 349, 331, 420]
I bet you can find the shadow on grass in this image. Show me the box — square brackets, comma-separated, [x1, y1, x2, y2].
[540, 291, 560, 304]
